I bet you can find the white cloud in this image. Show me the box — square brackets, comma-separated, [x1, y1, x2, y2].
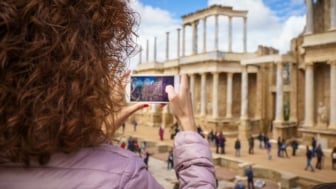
[128, 0, 306, 68]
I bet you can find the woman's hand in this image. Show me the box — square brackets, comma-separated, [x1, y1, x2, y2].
[165, 74, 196, 131]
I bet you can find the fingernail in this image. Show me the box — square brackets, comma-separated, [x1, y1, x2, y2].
[159, 103, 166, 108]
[143, 104, 149, 108]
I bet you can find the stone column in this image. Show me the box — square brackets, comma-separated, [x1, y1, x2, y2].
[153, 37, 157, 62]
[203, 17, 207, 53]
[192, 21, 198, 55]
[305, 0, 314, 34]
[241, 66, 248, 120]
[189, 74, 195, 106]
[212, 72, 219, 118]
[275, 62, 284, 122]
[138, 46, 142, 64]
[182, 25, 186, 57]
[304, 63, 314, 127]
[151, 104, 156, 113]
[243, 17, 247, 52]
[214, 15, 219, 51]
[146, 39, 149, 62]
[331, 0, 336, 30]
[226, 73, 233, 118]
[329, 61, 336, 128]
[165, 32, 169, 60]
[256, 67, 263, 119]
[290, 64, 298, 122]
[228, 16, 232, 52]
[177, 28, 181, 58]
[201, 73, 207, 115]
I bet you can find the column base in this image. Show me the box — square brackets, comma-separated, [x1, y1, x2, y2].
[238, 119, 250, 140]
[272, 121, 297, 140]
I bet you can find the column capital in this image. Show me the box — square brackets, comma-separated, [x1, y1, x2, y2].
[305, 61, 314, 68]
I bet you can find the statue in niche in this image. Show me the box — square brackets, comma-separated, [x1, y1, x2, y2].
[317, 102, 328, 125]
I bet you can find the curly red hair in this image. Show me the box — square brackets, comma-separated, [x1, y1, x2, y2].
[0, 0, 137, 165]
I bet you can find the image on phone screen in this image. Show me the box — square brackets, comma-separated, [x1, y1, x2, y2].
[128, 74, 178, 103]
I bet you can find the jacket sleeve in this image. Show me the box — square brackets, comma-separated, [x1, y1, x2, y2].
[122, 155, 164, 189]
[173, 131, 216, 189]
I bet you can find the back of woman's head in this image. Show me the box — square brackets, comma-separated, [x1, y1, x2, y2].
[0, 0, 137, 165]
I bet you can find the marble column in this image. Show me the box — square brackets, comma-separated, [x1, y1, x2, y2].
[177, 28, 181, 58]
[146, 39, 149, 62]
[165, 32, 169, 60]
[201, 73, 207, 115]
[275, 62, 284, 122]
[151, 104, 156, 113]
[226, 73, 233, 118]
[331, 0, 336, 30]
[228, 16, 232, 52]
[243, 17, 247, 52]
[304, 63, 314, 127]
[153, 37, 157, 62]
[138, 46, 142, 64]
[212, 72, 219, 118]
[203, 17, 207, 53]
[290, 64, 298, 122]
[214, 15, 219, 51]
[182, 25, 186, 57]
[241, 66, 248, 120]
[189, 74, 195, 107]
[329, 61, 336, 128]
[192, 21, 198, 55]
[305, 0, 314, 34]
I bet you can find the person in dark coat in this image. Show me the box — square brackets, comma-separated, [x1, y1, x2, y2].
[245, 166, 254, 189]
[235, 138, 241, 157]
[248, 135, 254, 155]
[315, 144, 324, 170]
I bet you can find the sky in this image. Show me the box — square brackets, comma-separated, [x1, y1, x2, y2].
[128, 0, 306, 68]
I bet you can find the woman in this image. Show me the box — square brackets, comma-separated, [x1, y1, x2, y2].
[0, 1, 216, 188]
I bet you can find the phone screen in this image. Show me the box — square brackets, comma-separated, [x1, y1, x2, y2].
[128, 74, 179, 103]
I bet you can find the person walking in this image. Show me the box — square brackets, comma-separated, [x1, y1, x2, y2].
[248, 135, 255, 155]
[257, 132, 264, 149]
[245, 166, 254, 189]
[235, 138, 241, 157]
[265, 139, 272, 160]
[159, 126, 165, 141]
[167, 150, 174, 170]
[132, 120, 138, 132]
[315, 144, 324, 170]
[305, 145, 315, 172]
[332, 147, 336, 170]
[0, 4, 217, 186]
[291, 139, 299, 156]
[280, 139, 289, 158]
[277, 136, 282, 157]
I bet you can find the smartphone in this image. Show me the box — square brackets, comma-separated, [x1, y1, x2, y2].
[127, 74, 179, 103]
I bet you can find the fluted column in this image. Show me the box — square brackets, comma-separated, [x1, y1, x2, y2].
[212, 72, 219, 118]
[228, 16, 232, 52]
[153, 37, 157, 62]
[226, 73, 233, 118]
[214, 15, 219, 51]
[243, 17, 247, 52]
[182, 25, 186, 57]
[305, 0, 314, 34]
[203, 17, 207, 53]
[201, 73, 207, 115]
[331, 0, 336, 30]
[165, 32, 169, 60]
[177, 28, 181, 58]
[241, 66, 248, 120]
[275, 62, 284, 122]
[304, 63, 314, 127]
[146, 39, 149, 62]
[138, 46, 142, 64]
[189, 74, 195, 106]
[192, 21, 198, 54]
[329, 61, 336, 128]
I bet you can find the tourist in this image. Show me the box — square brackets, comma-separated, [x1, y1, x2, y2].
[280, 139, 289, 158]
[216, 132, 226, 154]
[121, 122, 126, 133]
[234, 178, 246, 189]
[257, 132, 264, 149]
[291, 139, 299, 156]
[0, 1, 216, 188]
[207, 129, 216, 144]
[248, 135, 254, 155]
[265, 139, 272, 160]
[245, 166, 254, 189]
[315, 144, 324, 170]
[159, 125, 165, 141]
[311, 136, 317, 156]
[305, 146, 315, 172]
[234, 138, 241, 157]
[332, 147, 336, 170]
[132, 120, 138, 132]
[167, 150, 174, 170]
[277, 136, 282, 157]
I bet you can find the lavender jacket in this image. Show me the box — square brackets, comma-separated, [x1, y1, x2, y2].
[0, 131, 216, 189]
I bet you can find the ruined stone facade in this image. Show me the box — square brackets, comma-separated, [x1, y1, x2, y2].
[131, 1, 336, 149]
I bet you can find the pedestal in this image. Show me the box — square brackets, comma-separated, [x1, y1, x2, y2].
[239, 119, 250, 139]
